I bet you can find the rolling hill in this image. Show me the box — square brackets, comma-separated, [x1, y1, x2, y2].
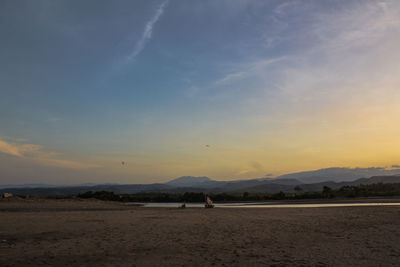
[2, 167, 400, 196]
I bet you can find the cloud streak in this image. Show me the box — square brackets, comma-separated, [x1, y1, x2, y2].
[0, 139, 40, 157]
[0, 139, 98, 170]
[126, 0, 169, 62]
[213, 56, 287, 86]
[235, 161, 264, 176]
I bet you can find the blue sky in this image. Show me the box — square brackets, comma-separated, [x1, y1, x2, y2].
[1, 0, 400, 184]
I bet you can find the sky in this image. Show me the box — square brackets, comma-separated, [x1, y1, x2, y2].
[1, 0, 400, 185]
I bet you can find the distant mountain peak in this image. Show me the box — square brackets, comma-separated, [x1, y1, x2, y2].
[276, 167, 400, 183]
[165, 176, 215, 187]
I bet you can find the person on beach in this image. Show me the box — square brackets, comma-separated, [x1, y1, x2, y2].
[205, 195, 214, 208]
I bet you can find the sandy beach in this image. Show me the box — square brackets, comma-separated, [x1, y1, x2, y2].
[1, 198, 400, 266]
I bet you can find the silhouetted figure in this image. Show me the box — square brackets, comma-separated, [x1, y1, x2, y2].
[205, 195, 214, 208]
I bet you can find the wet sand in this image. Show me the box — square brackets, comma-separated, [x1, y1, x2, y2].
[1, 198, 400, 266]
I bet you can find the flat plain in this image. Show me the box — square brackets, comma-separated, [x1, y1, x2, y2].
[1, 198, 400, 266]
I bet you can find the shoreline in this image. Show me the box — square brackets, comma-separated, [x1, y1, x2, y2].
[127, 196, 400, 206]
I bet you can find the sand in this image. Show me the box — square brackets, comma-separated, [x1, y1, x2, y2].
[1, 198, 400, 266]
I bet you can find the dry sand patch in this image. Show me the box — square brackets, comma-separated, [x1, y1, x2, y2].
[0, 199, 400, 266]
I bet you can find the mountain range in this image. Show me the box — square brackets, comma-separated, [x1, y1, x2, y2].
[273, 167, 400, 183]
[1, 167, 400, 196]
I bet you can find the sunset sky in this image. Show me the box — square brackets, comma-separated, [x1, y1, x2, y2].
[1, 0, 400, 184]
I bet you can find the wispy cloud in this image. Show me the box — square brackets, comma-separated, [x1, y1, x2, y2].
[312, 1, 400, 53]
[276, 1, 400, 103]
[235, 161, 264, 176]
[0, 139, 40, 157]
[213, 1, 400, 111]
[272, 1, 298, 17]
[126, 0, 169, 62]
[213, 56, 287, 86]
[0, 138, 98, 170]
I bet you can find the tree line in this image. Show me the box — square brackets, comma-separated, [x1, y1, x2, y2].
[76, 182, 400, 202]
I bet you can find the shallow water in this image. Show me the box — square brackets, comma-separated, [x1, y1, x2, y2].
[130, 202, 400, 208]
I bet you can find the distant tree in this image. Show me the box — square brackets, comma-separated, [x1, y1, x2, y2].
[273, 191, 286, 200]
[323, 186, 332, 193]
[294, 185, 303, 192]
[322, 186, 333, 198]
[73, 182, 400, 203]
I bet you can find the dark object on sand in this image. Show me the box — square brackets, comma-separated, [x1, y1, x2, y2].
[205, 196, 214, 208]
[2, 193, 13, 198]
[179, 203, 186, 209]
